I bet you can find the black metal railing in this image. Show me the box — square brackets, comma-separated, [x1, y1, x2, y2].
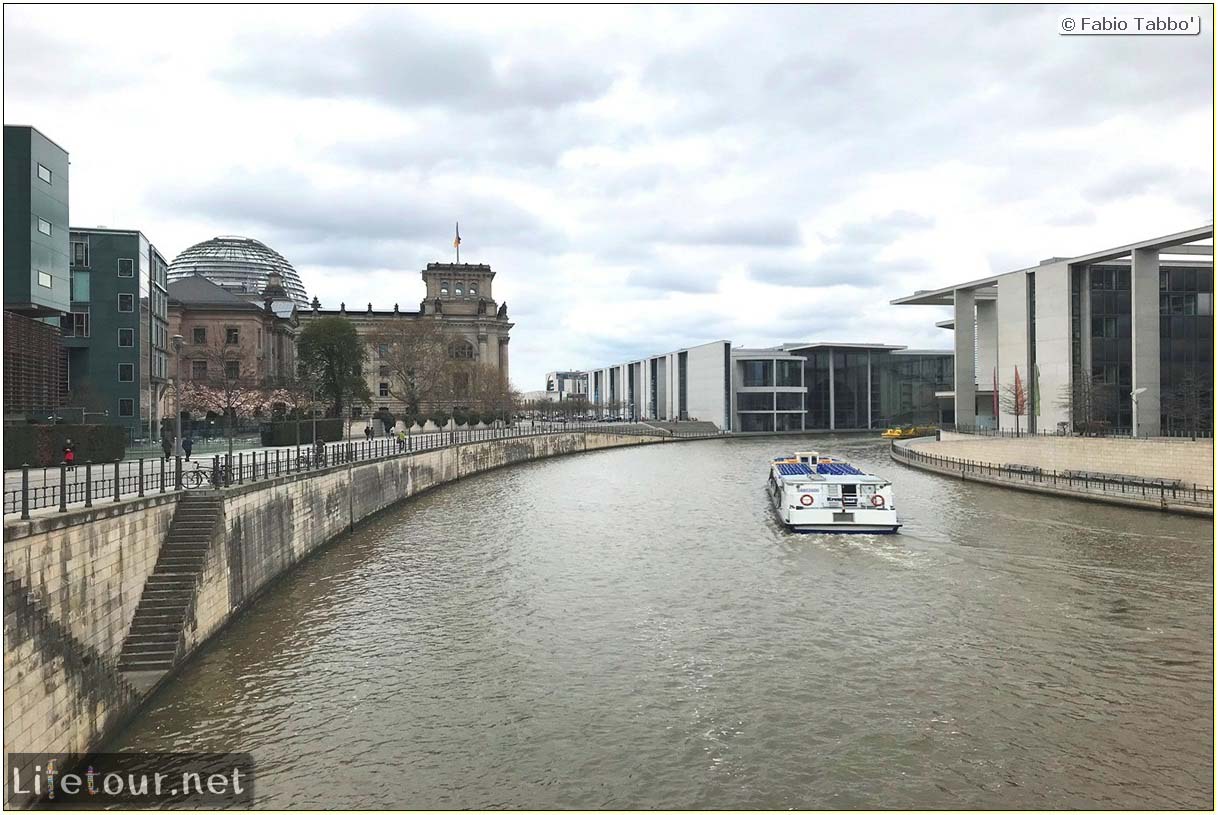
[890, 440, 1214, 508]
[4, 421, 724, 518]
[950, 424, 1213, 440]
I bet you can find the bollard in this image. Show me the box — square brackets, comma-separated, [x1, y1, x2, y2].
[59, 463, 67, 513]
[160, 456, 166, 493]
[138, 458, 145, 497]
[84, 462, 93, 508]
[175, 456, 183, 491]
[276, 449, 281, 477]
[239, 452, 244, 484]
[113, 461, 121, 502]
[20, 464, 30, 520]
[212, 456, 221, 490]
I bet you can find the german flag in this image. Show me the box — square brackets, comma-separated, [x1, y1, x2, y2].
[453, 222, 461, 249]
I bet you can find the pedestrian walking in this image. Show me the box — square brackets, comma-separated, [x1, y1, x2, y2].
[160, 428, 174, 461]
[397, 428, 407, 452]
[364, 424, 373, 441]
[182, 436, 194, 461]
[62, 439, 76, 471]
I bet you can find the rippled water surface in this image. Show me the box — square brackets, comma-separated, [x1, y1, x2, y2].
[106, 436, 1214, 809]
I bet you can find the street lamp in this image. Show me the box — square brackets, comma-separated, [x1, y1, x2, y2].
[1130, 387, 1148, 438]
[171, 334, 185, 455]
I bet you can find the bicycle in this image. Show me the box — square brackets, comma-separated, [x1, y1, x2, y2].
[184, 462, 229, 489]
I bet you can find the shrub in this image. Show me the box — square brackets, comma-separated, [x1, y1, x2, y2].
[481, 412, 498, 425]
[3, 424, 128, 468]
[259, 418, 345, 446]
[430, 411, 450, 428]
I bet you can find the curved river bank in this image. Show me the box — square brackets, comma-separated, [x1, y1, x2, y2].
[105, 435, 1214, 809]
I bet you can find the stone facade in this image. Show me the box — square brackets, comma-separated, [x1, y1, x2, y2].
[297, 263, 513, 419]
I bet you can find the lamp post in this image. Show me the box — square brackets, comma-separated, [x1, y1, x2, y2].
[172, 334, 185, 455]
[1130, 387, 1148, 439]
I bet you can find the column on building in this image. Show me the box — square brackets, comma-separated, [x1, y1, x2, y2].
[954, 288, 977, 427]
[1131, 247, 1161, 436]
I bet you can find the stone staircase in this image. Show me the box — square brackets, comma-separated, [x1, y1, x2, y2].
[117, 494, 222, 685]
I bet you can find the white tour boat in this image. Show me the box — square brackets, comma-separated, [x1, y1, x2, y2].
[768, 451, 901, 534]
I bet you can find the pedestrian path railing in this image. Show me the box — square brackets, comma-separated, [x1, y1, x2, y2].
[890, 439, 1214, 508]
[950, 424, 1213, 440]
[4, 422, 724, 519]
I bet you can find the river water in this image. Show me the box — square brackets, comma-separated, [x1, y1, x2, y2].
[105, 435, 1214, 809]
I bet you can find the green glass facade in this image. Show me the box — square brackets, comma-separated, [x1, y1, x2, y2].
[64, 229, 170, 437]
[4, 126, 70, 316]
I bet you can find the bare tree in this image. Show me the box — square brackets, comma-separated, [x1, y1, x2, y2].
[1162, 372, 1211, 440]
[369, 318, 451, 417]
[179, 339, 273, 458]
[1057, 366, 1114, 436]
[999, 366, 1028, 436]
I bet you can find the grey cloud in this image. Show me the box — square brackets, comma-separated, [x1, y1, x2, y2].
[217, 12, 615, 113]
[625, 267, 721, 294]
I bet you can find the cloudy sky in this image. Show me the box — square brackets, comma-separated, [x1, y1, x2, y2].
[4, 4, 1213, 389]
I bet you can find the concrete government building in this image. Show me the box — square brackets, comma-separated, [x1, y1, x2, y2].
[579, 341, 953, 432]
[894, 225, 1213, 437]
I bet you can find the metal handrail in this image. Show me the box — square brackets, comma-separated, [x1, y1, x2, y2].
[4, 422, 726, 518]
[890, 440, 1213, 507]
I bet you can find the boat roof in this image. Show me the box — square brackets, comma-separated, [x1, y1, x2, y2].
[771, 455, 885, 482]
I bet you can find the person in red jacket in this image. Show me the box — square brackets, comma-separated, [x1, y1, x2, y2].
[62, 439, 76, 471]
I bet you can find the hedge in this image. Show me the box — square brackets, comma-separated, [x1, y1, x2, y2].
[4, 424, 128, 468]
[259, 418, 345, 446]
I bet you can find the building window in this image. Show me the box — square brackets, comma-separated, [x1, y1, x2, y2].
[440, 281, 450, 295]
[741, 360, 773, 387]
[776, 391, 804, 411]
[455, 285, 463, 296]
[775, 360, 801, 387]
[377, 343, 388, 358]
[118, 293, 134, 312]
[62, 309, 90, 338]
[226, 327, 240, 345]
[72, 240, 89, 267]
[70, 271, 90, 302]
[36, 163, 52, 184]
[224, 360, 240, 380]
[469, 284, 477, 296]
[379, 382, 390, 397]
[449, 340, 475, 360]
[737, 392, 774, 411]
[37, 218, 52, 236]
[192, 360, 208, 380]
[118, 363, 135, 382]
[118, 328, 134, 347]
[119, 399, 135, 417]
[351, 405, 363, 418]
[118, 258, 134, 277]
[193, 326, 207, 344]
[379, 365, 390, 377]
[36, 271, 53, 288]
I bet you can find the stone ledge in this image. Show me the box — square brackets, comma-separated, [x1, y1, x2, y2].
[3, 493, 182, 542]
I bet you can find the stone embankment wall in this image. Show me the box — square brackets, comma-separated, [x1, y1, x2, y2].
[929, 431, 1214, 487]
[3, 431, 667, 802]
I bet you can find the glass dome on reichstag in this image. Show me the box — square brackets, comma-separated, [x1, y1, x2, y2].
[167, 236, 309, 306]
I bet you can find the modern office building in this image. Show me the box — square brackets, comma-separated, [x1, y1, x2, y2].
[64, 228, 170, 437]
[168, 235, 309, 307]
[3, 125, 70, 416]
[893, 226, 1213, 436]
[298, 262, 513, 418]
[545, 371, 588, 401]
[581, 341, 952, 431]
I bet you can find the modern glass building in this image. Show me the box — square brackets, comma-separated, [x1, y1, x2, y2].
[168, 236, 309, 307]
[64, 228, 170, 437]
[3, 125, 70, 417]
[581, 341, 953, 431]
[894, 225, 1213, 436]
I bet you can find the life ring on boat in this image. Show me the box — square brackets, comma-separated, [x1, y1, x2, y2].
[870, 494, 886, 508]
[800, 494, 814, 506]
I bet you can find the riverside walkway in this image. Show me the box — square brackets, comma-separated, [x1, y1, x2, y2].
[3, 422, 719, 519]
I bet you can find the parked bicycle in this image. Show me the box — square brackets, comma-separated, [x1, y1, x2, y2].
[184, 462, 230, 490]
